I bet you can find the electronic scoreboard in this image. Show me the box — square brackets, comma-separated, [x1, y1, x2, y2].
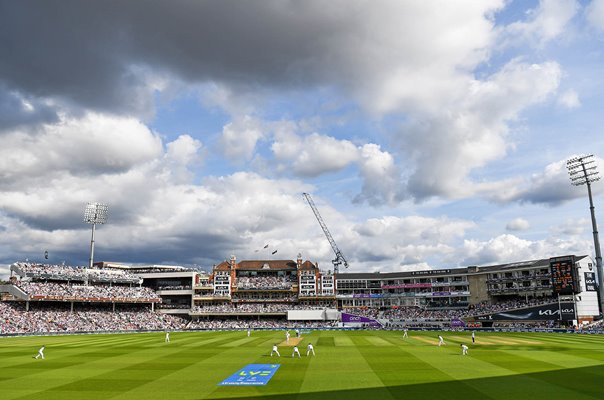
[549, 255, 577, 295]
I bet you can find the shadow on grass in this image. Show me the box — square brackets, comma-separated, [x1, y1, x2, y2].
[205, 364, 604, 400]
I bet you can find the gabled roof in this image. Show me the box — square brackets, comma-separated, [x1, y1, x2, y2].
[210, 259, 318, 273]
[236, 260, 297, 270]
[214, 261, 231, 271]
[299, 260, 318, 271]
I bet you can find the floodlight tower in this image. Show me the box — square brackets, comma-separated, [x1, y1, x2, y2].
[83, 202, 109, 285]
[567, 155, 603, 315]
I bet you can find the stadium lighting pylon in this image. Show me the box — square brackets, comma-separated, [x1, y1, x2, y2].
[567, 155, 603, 316]
[83, 202, 109, 286]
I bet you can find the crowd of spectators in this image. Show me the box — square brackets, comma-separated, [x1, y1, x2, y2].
[382, 297, 558, 321]
[191, 303, 328, 314]
[235, 275, 294, 290]
[0, 300, 337, 335]
[157, 285, 191, 290]
[1, 296, 600, 335]
[426, 300, 469, 308]
[467, 297, 556, 315]
[232, 294, 298, 302]
[15, 281, 160, 302]
[127, 267, 198, 273]
[342, 307, 381, 319]
[492, 320, 560, 329]
[12, 262, 141, 284]
[382, 307, 465, 320]
[386, 320, 447, 328]
[0, 302, 186, 334]
[583, 319, 604, 330]
[187, 318, 338, 330]
[156, 303, 191, 309]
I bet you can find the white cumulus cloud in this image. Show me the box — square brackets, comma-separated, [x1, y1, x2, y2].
[219, 116, 265, 161]
[506, 218, 530, 231]
[557, 89, 581, 108]
[272, 132, 359, 177]
[502, 0, 579, 46]
[586, 0, 604, 32]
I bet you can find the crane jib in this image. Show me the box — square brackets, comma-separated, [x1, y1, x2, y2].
[302, 193, 349, 273]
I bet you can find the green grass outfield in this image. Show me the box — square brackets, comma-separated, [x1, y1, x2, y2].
[1, 329, 604, 400]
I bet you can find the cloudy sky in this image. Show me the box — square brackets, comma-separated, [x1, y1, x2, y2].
[1, 0, 604, 278]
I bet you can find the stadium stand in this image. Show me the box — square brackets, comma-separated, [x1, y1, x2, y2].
[1, 253, 602, 336]
[0, 302, 185, 334]
[16, 282, 160, 302]
[11, 262, 142, 284]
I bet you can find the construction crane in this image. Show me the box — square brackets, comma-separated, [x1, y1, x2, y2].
[302, 192, 349, 273]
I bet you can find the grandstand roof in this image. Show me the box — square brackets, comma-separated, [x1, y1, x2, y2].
[95, 262, 191, 272]
[469, 255, 587, 273]
[336, 256, 590, 281]
[336, 271, 416, 280]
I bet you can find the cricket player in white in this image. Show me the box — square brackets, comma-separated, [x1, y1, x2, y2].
[247, 327, 251, 337]
[165, 332, 170, 343]
[307, 343, 315, 356]
[471, 331, 475, 343]
[438, 335, 446, 346]
[461, 344, 469, 355]
[285, 330, 290, 343]
[34, 345, 45, 359]
[270, 344, 280, 357]
[403, 328, 408, 338]
[292, 345, 301, 358]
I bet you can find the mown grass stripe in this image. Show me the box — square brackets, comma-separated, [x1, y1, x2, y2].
[463, 364, 603, 400]
[2, 330, 604, 400]
[333, 335, 354, 346]
[220, 336, 259, 347]
[420, 344, 601, 400]
[363, 336, 393, 346]
[412, 335, 438, 345]
[507, 348, 604, 369]
[110, 343, 251, 400]
[357, 337, 487, 399]
[203, 335, 314, 399]
[0, 332, 223, 390]
[473, 349, 562, 374]
[22, 336, 245, 400]
[299, 333, 395, 399]
[514, 333, 604, 347]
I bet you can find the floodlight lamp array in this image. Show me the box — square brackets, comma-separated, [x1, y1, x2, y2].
[83, 202, 109, 224]
[567, 154, 594, 164]
[566, 155, 600, 186]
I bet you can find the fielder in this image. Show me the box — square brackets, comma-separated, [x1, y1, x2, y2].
[285, 330, 290, 343]
[270, 344, 280, 357]
[247, 327, 251, 337]
[461, 343, 469, 355]
[307, 342, 315, 356]
[34, 345, 45, 360]
[165, 332, 170, 343]
[471, 331, 475, 343]
[292, 345, 301, 358]
[438, 335, 446, 346]
[403, 328, 408, 338]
